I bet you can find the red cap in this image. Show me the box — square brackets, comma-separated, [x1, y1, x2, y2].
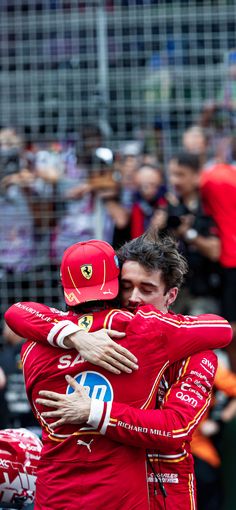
[60, 240, 120, 306]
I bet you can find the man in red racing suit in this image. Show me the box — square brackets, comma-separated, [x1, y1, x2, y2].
[6, 301, 229, 509]
[5, 237, 232, 509]
[6, 309, 231, 509]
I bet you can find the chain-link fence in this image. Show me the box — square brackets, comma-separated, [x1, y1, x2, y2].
[1, 0, 236, 316]
[1, 6, 236, 508]
[1, 0, 236, 155]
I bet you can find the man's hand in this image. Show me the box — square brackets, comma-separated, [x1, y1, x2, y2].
[36, 375, 91, 428]
[64, 329, 139, 375]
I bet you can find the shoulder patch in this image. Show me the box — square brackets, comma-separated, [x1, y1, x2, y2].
[78, 315, 93, 331]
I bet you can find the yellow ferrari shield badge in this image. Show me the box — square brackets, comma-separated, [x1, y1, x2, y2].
[78, 315, 93, 331]
[81, 264, 93, 280]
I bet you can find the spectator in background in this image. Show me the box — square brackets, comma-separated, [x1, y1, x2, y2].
[201, 161, 236, 373]
[86, 145, 142, 249]
[165, 151, 221, 315]
[198, 102, 235, 167]
[182, 125, 210, 167]
[218, 48, 236, 131]
[182, 121, 232, 170]
[130, 162, 167, 239]
[49, 142, 95, 263]
[37, 124, 108, 267]
[0, 128, 55, 321]
[143, 120, 166, 164]
[104, 152, 139, 249]
[44, 125, 122, 260]
[78, 124, 103, 168]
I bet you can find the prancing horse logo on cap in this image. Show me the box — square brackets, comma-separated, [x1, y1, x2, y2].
[81, 264, 93, 279]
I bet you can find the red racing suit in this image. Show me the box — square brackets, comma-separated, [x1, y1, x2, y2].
[149, 354, 217, 510]
[88, 351, 218, 510]
[5, 302, 232, 509]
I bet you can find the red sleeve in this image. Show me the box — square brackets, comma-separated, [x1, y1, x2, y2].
[132, 306, 232, 364]
[88, 350, 217, 451]
[4, 302, 134, 348]
[4, 302, 81, 348]
[5, 303, 232, 359]
[162, 312, 232, 364]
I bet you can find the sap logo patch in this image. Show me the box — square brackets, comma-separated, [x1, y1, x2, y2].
[78, 315, 93, 331]
[81, 264, 93, 280]
[67, 371, 113, 402]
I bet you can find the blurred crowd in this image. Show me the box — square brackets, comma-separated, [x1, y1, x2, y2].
[1, 106, 236, 509]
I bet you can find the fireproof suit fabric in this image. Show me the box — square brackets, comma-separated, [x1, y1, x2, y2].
[150, 354, 218, 510]
[89, 351, 218, 510]
[5, 301, 232, 359]
[5, 302, 232, 509]
[19, 307, 154, 510]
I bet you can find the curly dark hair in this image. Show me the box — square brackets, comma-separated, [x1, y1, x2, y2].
[117, 230, 188, 293]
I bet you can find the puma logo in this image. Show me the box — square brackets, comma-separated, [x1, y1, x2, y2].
[77, 438, 93, 452]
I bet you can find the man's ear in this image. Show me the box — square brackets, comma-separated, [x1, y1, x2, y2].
[165, 287, 178, 308]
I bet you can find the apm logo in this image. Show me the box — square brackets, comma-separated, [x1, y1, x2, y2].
[67, 371, 113, 402]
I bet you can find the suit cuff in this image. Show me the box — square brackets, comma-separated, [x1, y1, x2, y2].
[87, 399, 112, 434]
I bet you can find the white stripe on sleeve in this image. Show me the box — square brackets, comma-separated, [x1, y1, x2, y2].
[47, 321, 82, 348]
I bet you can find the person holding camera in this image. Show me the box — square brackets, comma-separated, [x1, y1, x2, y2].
[164, 151, 221, 316]
[0, 128, 55, 324]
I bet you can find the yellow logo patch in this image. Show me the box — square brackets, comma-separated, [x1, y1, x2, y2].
[81, 264, 93, 280]
[78, 315, 93, 331]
